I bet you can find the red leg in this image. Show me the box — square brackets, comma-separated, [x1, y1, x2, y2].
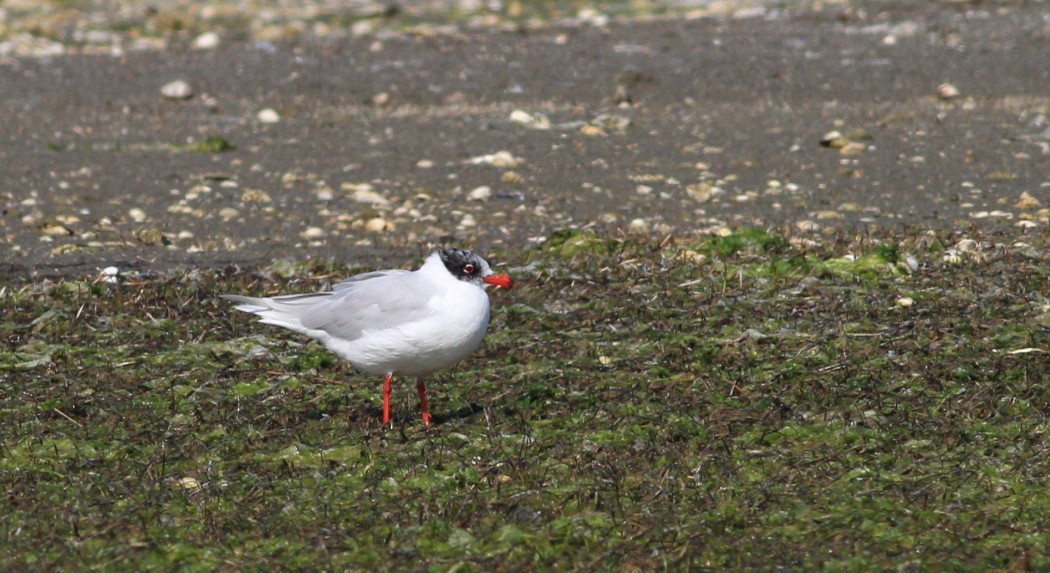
[382, 373, 393, 426]
[416, 378, 432, 426]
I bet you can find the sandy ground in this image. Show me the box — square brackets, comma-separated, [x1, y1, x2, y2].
[1, 1, 1047, 277]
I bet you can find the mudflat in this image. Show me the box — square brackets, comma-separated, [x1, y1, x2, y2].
[1, 1, 1046, 277]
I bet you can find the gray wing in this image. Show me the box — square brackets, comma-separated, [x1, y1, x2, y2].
[299, 269, 436, 342]
[331, 269, 410, 292]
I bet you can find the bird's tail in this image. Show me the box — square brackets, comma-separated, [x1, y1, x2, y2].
[221, 293, 331, 334]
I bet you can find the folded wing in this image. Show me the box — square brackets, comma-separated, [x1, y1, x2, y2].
[223, 268, 437, 343]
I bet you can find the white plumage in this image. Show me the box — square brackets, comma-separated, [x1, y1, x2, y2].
[223, 247, 513, 426]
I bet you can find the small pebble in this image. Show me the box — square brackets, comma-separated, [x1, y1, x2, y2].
[345, 185, 391, 207]
[468, 186, 492, 201]
[192, 32, 220, 50]
[686, 183, 720, 203]
[174, 477, 201, 491]
[580, 124, 606, 136]
[257, 108, 280, 123]
[839, 141, 867, 155]
[937, 82, 960, 99]
[370, 92, 390, 107]
[100, 266, 120, 284]
[458, 214, 477, 229]
[161, 80, 193, 100]
[364, 218, 390, 233]
[509, 109, 550, 129]
[128, 207, 147, 222]
[39, 223, 73, 236]
[1015, 192, 1041, 210]
[467, 151, 521, 168]
[301, 227, 326, 239]
[241, 189, 272, 203]
[904, 255, 920, 272]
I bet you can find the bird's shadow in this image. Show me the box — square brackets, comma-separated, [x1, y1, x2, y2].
[431, 402, 484, 425]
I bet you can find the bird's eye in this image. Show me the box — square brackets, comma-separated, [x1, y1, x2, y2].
[463, 263, 476, 274]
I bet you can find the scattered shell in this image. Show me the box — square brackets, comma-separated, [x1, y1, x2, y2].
[364, 218, 390, 233]
[50, 244, 82, 255]
[301, 227, 326, 239]
[509, 110, 551, 129]
[218, 207, 239, 220]
[937, 82, 960, 99]
[903, 255, 920, 272]
[970, 210, 1012, 219]
[1015, 192, 1041, 210]
[628, 218, 649, 232]
[192, 32, 220, 50]
[467, 186, 492, 201]
[38, 223, 74, 236]
[896, 297, 915, 308]
[820, 128, 871, 153]
[839, 141, 867, 155]
[579, 124, 606, 136]
[241, 189, 272, 203]
[369, 92, 390, 107]
[99, 266, 120, 284]
[592, 114, 631, 132]
[174, 477, 201, 491]
[161, 80, 193, 100]
[500, 171, 523, 184]
[686, 183, 721, 203]
[135, 228, 169, 246]
[416, 159, 434, 169]
[467, 151, 521, 168]
[458, 214, 477, 229]
[128, 207, 148, 222]
[678, 250, 707, 264]
[0, 34, 66, 58]
[820, 130, 845, 148]
[344, 184, 391, 207]
[256, 108, 280, 123]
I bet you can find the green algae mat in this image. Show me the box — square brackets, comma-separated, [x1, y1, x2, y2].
[2, 229, 1048, 571]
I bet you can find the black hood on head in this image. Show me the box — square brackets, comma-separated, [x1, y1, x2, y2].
[437, 247, 488, 285]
